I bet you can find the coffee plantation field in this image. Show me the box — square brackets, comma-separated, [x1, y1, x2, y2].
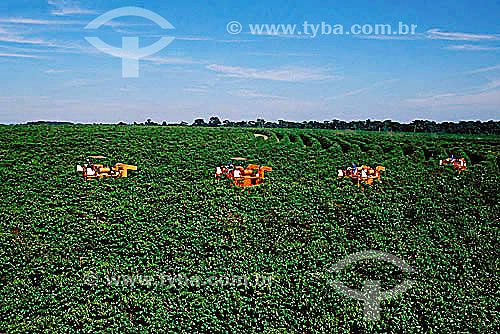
[1, 125, 499, 333]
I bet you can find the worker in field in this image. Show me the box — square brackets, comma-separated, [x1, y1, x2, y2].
[215, 166, 222, 177]
[233, 168, 241, 178]
[352, 167, 359, 177]
[86, 162, 95, 177]
[231, 165, 241, 178]
[458, 158, 467, 174]
[226, 162, 235, 175]
[361, 168, 367, 179]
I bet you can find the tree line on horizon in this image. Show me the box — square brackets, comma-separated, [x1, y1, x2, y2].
[24, 118, 500, 135]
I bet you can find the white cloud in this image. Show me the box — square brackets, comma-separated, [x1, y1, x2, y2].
[327, 79, 399, 100]
[139, 35, 254, 43]
[407, 93, 458, 104]
[0, 44, 75, 59]
[248, 51, 315, 57]
[426, 29, 500, 41]
[64, 79, 93, 87]
[228, 89, 285, 99]
[245, 31, 310, 40]
[0, 52, 43, 58]
[176, 36, 213, 41]
[446, 44, 500, 51]
[0, 24, 56, 47]
[206, 64, 340, 82]
[0, 17, 147, 31]
[358, 34, 423, 41]
[48, 0, 97, 16]
[45, 69, 65, 73]
[51, 8, 97, 16]
[215, 39, 255, 43]
[486, 80, 500, 90]
[407, 89, 500, 109]
[358, 29, 500, 42]
[0, 35, 54, 46]
[407, 79, 500, 110]
[466, 65, 500, 74]
[120, 86, 136, 92]
[0, 18, 83, 25]
[143, 56, 206, 65]
[184, 87, 210, 93]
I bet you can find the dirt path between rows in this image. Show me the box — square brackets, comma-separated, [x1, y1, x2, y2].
[254, 133, 280, 143]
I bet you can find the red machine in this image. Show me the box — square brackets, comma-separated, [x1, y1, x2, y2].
[215, 158, 272, 187]
[440, 156, 467, 174]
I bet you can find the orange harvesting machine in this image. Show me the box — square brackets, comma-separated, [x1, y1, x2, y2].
[76, 156, 137, 181]
[338, 164, 385, 187]
[440, 156, 467, 174]
[215, 157, 272, 187]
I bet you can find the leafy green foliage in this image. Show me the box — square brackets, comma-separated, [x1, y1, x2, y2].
[0, 125, 499, 333]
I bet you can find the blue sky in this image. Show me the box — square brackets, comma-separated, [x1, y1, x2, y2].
[0, 0, 499, 123]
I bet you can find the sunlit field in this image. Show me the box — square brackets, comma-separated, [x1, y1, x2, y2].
[1, 125, 499, 332]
